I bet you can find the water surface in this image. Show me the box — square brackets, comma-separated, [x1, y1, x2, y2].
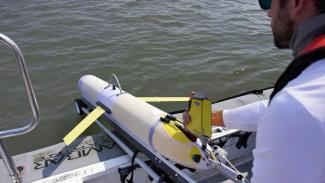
[0, 0, 291, 155]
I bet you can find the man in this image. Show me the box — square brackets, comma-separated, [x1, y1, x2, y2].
[186, 0, 325, 182]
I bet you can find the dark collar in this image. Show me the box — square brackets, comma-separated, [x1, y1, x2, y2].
[270, 47, 325, 102]
[289, 14, 325, 57]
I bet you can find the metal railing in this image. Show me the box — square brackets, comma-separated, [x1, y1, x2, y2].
[0, 33, 40, 183]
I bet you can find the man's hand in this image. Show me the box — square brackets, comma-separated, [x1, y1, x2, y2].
[212, 111, 225, 127]
[183, 110, 225, 127]
[182, 109, 191, 127]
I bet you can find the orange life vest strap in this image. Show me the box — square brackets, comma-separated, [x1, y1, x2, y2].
[299, 34, 325, 56]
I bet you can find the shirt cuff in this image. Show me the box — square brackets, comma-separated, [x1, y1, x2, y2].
[223, 109, 234, 129]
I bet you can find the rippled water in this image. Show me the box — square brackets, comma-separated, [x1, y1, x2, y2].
[0, 0, 291, 155]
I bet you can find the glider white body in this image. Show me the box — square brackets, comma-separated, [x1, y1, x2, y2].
[78, 75, 210, 170]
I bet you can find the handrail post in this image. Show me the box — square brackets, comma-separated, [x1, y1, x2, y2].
[0, 33, 40, 183]
[0, 33, 40, 138]
[0, 140, 21, 183]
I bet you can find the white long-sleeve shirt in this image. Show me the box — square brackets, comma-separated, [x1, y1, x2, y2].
[223, 59, 325, 183]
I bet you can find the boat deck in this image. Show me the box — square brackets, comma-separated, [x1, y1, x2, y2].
[1, 89, 272, 183]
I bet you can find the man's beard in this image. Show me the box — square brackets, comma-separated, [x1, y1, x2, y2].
[272, 6, 294, 49]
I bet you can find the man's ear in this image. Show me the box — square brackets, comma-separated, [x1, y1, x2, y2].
[291, 0, 307, 16]
[291, 0, 318, 24]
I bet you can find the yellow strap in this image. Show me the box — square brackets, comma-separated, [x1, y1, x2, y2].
[63, 106, 105, 145]
[138, 97, 190, 102]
